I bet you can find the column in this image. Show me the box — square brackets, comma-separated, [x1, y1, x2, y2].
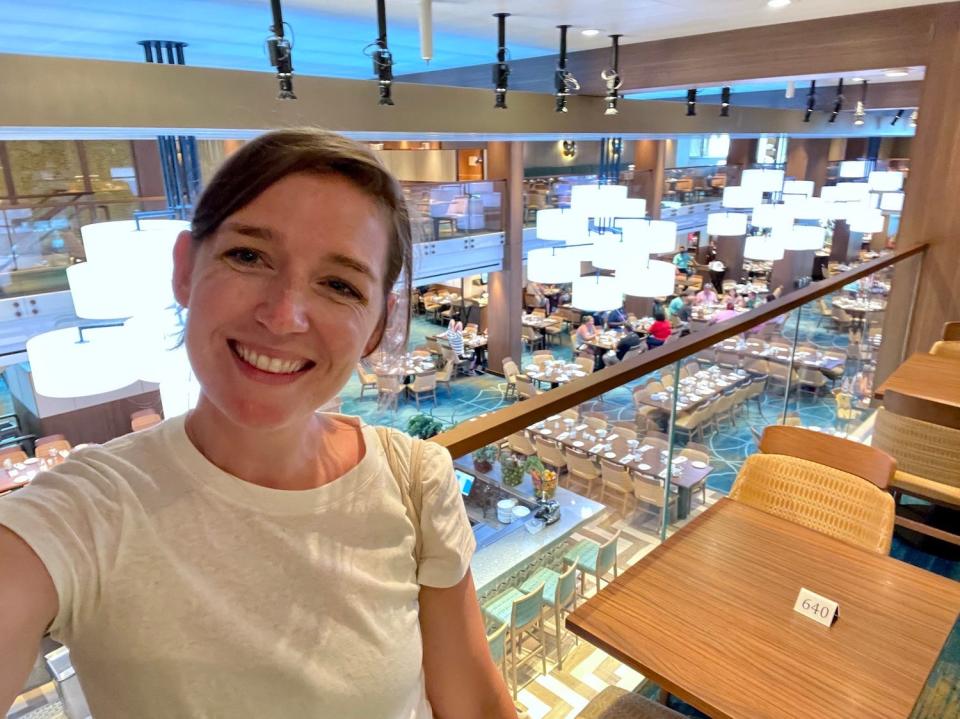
[485, 141, 524, 375]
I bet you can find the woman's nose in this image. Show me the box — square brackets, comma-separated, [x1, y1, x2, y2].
[254, 284, 310, 335]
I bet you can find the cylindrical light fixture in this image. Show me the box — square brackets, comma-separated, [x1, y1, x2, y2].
[526, 247, 581, 283]
[707, 212, 748, 236]
[741, 169, 785, 193]
[572, 275, 623, 311]
[619, 219, 678, 254]
[776, 224, 825, 250]
[744, 236, 785, 261]
[834, 182, 872, 202]
[750, 203, 792, 229]
[614, 197, 647, 218]
[848, 210, 885, 234]
[619, 260, 676, 298]
[592, 235, 647, 270]
[879, 192, 905, 212]
[867, 171, 904, 192]
[722, 185, 763, 209]
[783, 180, 814, 197]
[838, 160, 868, 178]
[536, 207, 588, 243]
[788, 196, 826, 221]
[419, 0, 433, 61]
[27, 326, 138, 398]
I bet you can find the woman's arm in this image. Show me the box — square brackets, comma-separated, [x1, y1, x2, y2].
[420, 569, 517, 719]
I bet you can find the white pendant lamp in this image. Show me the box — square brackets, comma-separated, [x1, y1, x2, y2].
[788, 196, 826, 221]
[750, 204, 792, 229]
[158, 348, 201, 418]
[26, 325, 139, 398]
[835, 182, 872, 202]
[741, 168, 785, 193]
[782, 180, 814, 197]
[743, 236, 785, 261]
[776, 224, 825, 251]
[124, 309, 188, 384]
[722, 185, 762, 209]
[848, 210, 885, 234]
[707, 212, 748, 236]
[839, 160, 869, 178]
[536, 207, 588, 244]
[868, 171, 904, 192]
[570, 184, 628, 219]
[526, 247, 581, 283]
[613, 197, 647, 218]
[572, 275, 623, 311]
[618, 218, 677, 254]
[879, 192, 905, 212]
[619, 259, 676, 298]
[592, 234, 649, 271]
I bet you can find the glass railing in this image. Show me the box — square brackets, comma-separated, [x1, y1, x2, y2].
[402, 180, 506, 243]
[429, 245, 924, 596]
[662, 164, 741, 209]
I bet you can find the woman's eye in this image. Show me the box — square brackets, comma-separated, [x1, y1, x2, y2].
[325, 279, 363, 301]
[224, 247, 263, 266]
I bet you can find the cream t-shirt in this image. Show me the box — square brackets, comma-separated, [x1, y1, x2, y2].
[0, 415, 475, 718]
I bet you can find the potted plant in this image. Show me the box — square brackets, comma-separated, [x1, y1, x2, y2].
[406, 414, 445, 440]
[500, 453, 524, 487]
[472, 444, 499, 473]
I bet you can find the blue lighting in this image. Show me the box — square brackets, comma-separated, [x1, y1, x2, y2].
[0, 0, 551, 78]
[626, 82, 790, 100]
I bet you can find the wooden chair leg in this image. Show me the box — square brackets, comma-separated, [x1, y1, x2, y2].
[539, 613, 547, 677]
[555, 605, 564, 670]
[510, 628, 518, 700]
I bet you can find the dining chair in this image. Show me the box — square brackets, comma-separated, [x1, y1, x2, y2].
[574, 356, 594, 375]
[797, 365, 828, 398]
[520, 563, 578, 670]
[441, 347, 473, 377]
[0, 447, 28, 465]
[531, 307, 547, 318]
[733, 426, 896, 554]
[505, 431, 537, 458]
[515, 375, 540, 401]
[680, 443, 711, 505]
[930, 340, 960, 360]
[532, 351, 554, 370]
[643, 435, 670, 453]
[543, 316, 565, 345]
[522, 326, 544, 351]
[534, 436, 567, 477]
[611, 425, 637, 442]
[34, 435, 71, 458]
[356, 363, 378, 398]
[576, 687, 686, 719]
[673, 402, 710, 442]
[375, 373, 403, 411]
[561, 408, 580, 422]
[711, 390, 737, 428]
[564, 448, 601, 497]
[599, 459, 635, 515]
[502, 357, 520, 398]
[872, 391, 960, 546]
[482, 583, 547, 700]
[564, 530, 621, 599]
[434, 361, 454, 395]
[407, 371, 437, 409]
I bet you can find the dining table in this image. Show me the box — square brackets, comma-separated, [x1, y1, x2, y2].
[635, 367, 750, 413]
[523, 362, 587, 389]
[566, 498, 960, 719]
[527, 416, 712, 519]
[875, 352, 960, 410]
[373, 354, 436, 377]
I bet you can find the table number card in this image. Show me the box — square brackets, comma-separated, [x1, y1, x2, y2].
[793, 587, 839, 627]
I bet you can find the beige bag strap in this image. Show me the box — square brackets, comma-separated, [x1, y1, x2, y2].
[375, 426, 424, 563]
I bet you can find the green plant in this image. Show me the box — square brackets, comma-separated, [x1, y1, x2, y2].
[406, 414, 445, 439]
[472, 444, 499, 472]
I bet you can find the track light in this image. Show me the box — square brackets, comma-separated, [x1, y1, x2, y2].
[554, 25, 580, 113]
[266, 0, 296, 99]
[853, 80, 868, 126]
[601, 35, 623, 116]
[492, 13, 510, 109]
[686, 88, 697, 117]
[910, 110, 918, 128]
[803, 80, 816, 122]
[368, 0, 394, 105]
[419, 0, 432, 63]
[720, 86, 731, 117]
[829, 78, 844, 123]
[891, 109, 904, 126]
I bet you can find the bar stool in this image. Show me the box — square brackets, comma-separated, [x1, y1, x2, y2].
[563, 530, 621, 599]
[482, 583, 547, 699]
[520, 563, 578, 669]
[486, 622, 509, 691]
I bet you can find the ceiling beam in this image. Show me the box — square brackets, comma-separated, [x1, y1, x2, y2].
[0, 53, 913, 140]
[398, 4, 947, 96]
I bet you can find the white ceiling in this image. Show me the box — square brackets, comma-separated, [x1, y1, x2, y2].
[284, 0, 945, 52]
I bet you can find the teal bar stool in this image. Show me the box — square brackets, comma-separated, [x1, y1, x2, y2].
[482, 582, 547, 700]
[563, 530, 621, 599]
[486, 622, 509, 692]
[520, 562, 578, 670]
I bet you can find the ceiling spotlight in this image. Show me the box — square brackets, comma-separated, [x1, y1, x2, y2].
[581, 29, 600, 36]
[601, 34, 623, 116]
[803, 80, 816, 122]
[554, 25, 580, 113]
[785, 80, 795, 99]
[265, 0, 296, 100]
[492, 13, 511, 109]
[720, 86, 731, 117]
[686, 88, 697, 117]
[369, 0, 395, 106]
[419, 0, 433, 63]
[891, 109, 904, 126]
[910, 110, 918, 128]
[767, 0, 791, 7]
[829, 78, 844, 123]
[853, 80, 868, 126]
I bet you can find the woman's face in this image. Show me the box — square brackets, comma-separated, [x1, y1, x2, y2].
[173, 173, 391, 431]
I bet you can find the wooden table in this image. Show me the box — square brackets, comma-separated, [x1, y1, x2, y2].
[566, 499, 960, 719]
[876, 352, 960, 410]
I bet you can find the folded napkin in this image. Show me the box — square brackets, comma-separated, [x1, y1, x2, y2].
[639, 444, 654, 452]
[556, 432, 570, 440]
[575, 424, 588, 431]
[619, 455, 634, 463]
[589, 445, 605, 454]
[606, 434, 619, 441]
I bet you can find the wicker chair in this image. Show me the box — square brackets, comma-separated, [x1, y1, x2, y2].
[502, 357, 520, 398]
[565, 448, 601, 497]
[534, 435, 567, 477]
[599, 459, 635, 515]
[576, 686, 685, 718]
[505, 431, 536, 458]
[356, 363, 378, 398]
[732, 427, 896, 554]
[407, 371, 437, 409]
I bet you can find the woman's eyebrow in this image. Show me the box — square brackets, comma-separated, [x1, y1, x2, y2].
[325, 253, 375, 280]
[221, 221, 280, 242]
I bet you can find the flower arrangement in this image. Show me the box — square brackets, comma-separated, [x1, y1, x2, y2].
[531, 468, 558, 499]
[472, 444, 499, 473]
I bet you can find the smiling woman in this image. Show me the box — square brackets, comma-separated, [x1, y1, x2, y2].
[0, 129, 516, 719]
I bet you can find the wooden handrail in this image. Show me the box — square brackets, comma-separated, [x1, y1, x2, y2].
[432, 243, 927, 457]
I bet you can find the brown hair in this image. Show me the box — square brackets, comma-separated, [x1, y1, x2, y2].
[190, 128, 412, 355]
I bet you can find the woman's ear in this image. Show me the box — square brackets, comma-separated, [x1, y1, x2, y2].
[172, 230, 196, 308]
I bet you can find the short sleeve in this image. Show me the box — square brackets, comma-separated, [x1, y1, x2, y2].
[0, 457, 123, 639]
[414, 442, 476, 588]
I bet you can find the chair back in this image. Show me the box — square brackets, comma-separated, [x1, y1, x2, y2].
[34, 438, 71, 457]
[758, 425, 894, 488]
[507, 432, 536, 456]
[583, 415, 607, 432]
[554, 563, 578, 609]
[411, 371, 437, 392]
[535, 436, 566, 469]
[643, 436, 669, 453]
[680, 443, 710, 464]
[566, 448, 600, 479]
[612, 426, 637, 442]
[502, 358, 520, 381]
[930, 340, 960, 360]
[601, 460, 632, 494]
[512, 583, 545, 629]
[435, 362, 453, 382]
[425, 338, 443, 356]
[575, 357, 594, 374]
[0, 447, 28, 464]
[596, 530, 621, 577]
[634, 476, 669, 507]
[487, 622, 508, 665]
[730, 453, 895, 554]
[376, 373, 401, 393]
[942, 321, 960, 341]
[873, 406, 960, 489]
[516, 375, 538, 400]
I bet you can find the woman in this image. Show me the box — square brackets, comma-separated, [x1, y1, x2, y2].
[695, 282, 719, 306]
[0, 130, 515, 718]
[646, 309, 673, 349]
